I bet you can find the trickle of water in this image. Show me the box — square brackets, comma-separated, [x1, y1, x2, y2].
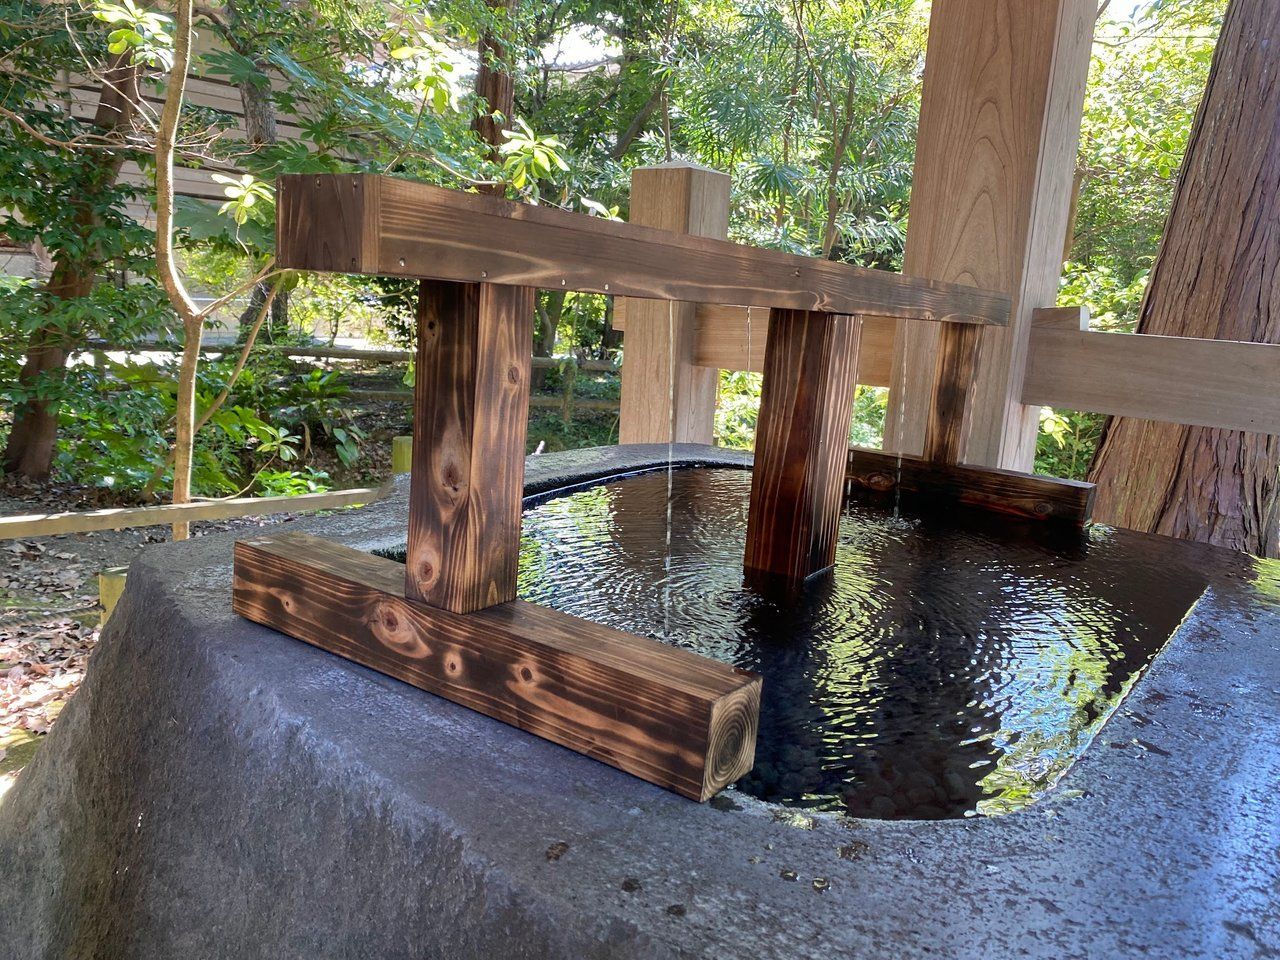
[517, 468, 1211, 820]
[663, 297, 676, 641]
[891, 332, 909, 518]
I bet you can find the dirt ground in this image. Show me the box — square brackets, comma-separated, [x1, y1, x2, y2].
[0, 484, 313, 798]
[0, 375, 612, 800]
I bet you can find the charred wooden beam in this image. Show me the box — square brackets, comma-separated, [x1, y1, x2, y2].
[276, 174, 1010, 327]
[745, 311, 862, 584]
[406, 280, 535, 613]
[233, 532, 761, 801]
[845, 448, 1095, 527]
[923, 323, 983, 464]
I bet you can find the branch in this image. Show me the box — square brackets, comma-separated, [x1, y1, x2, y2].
[192, 278, 283, 434]
[195, 260, 283, 319]
[0, 104, 140, 151]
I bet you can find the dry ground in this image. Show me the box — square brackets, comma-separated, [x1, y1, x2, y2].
[0, 486, 355, 800]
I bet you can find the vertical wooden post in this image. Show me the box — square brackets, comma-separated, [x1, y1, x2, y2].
[885, 0, 1094, 470]
[744, 311, 862, 584]
[406, 279, 536, 614]
[618, 162, 731, 445]
[921, 323, 983, 464]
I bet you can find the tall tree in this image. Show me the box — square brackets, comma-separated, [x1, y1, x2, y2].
[1, 23, 147, 478]
[472, 0, 518, 194]
[1088, 0, 1280, 556]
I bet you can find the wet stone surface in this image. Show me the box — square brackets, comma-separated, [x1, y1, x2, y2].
[2, 447, 1276, 960]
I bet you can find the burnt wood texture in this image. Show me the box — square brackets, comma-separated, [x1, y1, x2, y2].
[406, 280, 535, 613]
[745, 311, 862, 583]
[923, 323, 983, 464]
[233, 532, 761, 801]
[275, 173, 1010, 327]
[846, 448, 1095, 527]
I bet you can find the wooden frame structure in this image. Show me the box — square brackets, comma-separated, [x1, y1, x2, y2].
[233, 171, 1019, 800]
[226, 1, 1280, 802]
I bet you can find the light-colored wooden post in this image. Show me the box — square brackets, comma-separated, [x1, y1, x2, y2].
[99, 566, 128, 625]
[391, 435, 413, 473]
[618, 162, 731, 445]
[885, 0, 1094, 470]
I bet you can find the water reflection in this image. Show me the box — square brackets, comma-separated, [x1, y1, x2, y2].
[517, 468, 1208, 819]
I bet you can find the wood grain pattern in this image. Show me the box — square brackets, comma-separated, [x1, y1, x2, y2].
[233, 532, 761, 801]
[846, 447, 1095, 527]
[406, 280, 535, 613]
[885, 0, 1094, 468]
[618, 164, 728, 444]
[276, 173, 379, 274]
[1024, 310, 1280, 436]
[614, 303, 896, 386]
[923, 322, 983, 463]
[745, 311, 862, 583]
[275, 173, 1010, 327]
[1087, 0, 1280, 557]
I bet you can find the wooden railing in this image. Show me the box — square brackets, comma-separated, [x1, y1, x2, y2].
[0, 484, 390, 540]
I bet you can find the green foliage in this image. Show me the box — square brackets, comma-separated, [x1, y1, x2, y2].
[1065, 0, 1225, 322]
[715, 371, 887, 452]
[1035, 407, 1107, 482]
[256, 467, 332, 496]
[0, 0, 1232, 496]
[92, 0, 173, 67]
[500, 119, 570, 197]
[715, 370, 762, 451]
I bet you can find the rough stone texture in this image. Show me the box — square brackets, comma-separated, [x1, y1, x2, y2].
[1, 444, 1278, 960]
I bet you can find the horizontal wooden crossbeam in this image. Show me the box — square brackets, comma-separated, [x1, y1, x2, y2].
[845, 448, 1095, 527]
[613, 304, 897, 386]
[233, 532, 761, 801]
[276, 174, 1011, 326]
[1023, 307, 1280, 435]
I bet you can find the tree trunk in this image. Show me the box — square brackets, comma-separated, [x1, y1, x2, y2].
[531, 289, 564, 389]
[1088, 0, 1280, 557]
[2, 58, 140, 479]
[229, 0, 288, 340]
[472, 0, 518, 196]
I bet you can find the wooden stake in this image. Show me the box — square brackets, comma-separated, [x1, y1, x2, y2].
[745, 311, 862, 584]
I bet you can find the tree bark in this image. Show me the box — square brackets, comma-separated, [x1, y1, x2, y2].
[472, 0, 518, 196]
[227, 0, 288, 340]
[531, 289, 564, 389]
[2, 58, 140, 479]
[155, 0, 204, 540]
[1088, 0, 1280, 557]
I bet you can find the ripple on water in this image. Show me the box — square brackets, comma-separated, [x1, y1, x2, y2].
[516, 467, 1210, 820]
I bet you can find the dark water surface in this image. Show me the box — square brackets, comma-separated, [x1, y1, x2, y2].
[515, 467, 1209, 819]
